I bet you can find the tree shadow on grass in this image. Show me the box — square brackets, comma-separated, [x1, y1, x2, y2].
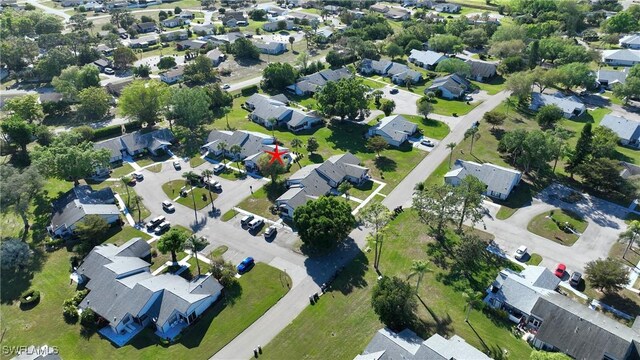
[375, 156, 397, 172]
[489, 128, 505, 140]
[599, 291, 640, 318]
[303, 242, 368, 295]
[264, 181, 287, 202]
[1, 247, 47, 304]
[308, 153, 324, 163]
[325, 122, 369, 154]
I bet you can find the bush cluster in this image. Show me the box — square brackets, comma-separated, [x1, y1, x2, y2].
[19, 289, 41, 307]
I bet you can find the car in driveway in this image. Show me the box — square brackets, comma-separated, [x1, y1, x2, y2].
[514, 245, 527, 261]
[173, 160, 181, 170]
[222, 84, 230, 89]
[240, 214, 255, 226]
[554, 263, 566, 278]
[420, 139, 435, 147]
[248, 218, 264, 231]
[390, 88, 399, 94]
[264, 225, 277, 238]
[133, 172, 144, 181]
[213, 163, 225, 173]
[104, 67, 115, 75]
[569, 272, 582, 287]
[205, 179, 222, 191]
[154, 221, 170, 235]
[146, 216, 166, 230]
[237, 257, 255, 274]
[162, 200, 175, 212]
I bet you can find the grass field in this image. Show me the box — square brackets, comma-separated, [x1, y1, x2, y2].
[263, 211, 533, 359]
[176, 187, 217, 211]
[527, 209, 588, 246]
[110, 162, 135, 178]
[526, 253, 543, 266]
[403, 114, 450, 140]
[236, 183, 284, 221]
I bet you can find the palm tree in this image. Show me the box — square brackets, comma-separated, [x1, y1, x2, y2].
[409, 260, 431, 294]
[289, 36, 295, 51]
[505, 97, 515, 116]
[267, 117, 277, 136]
[290, 138, 303, 168]
[185, 234, 209, 276]
[120, 175, 132, 205]
[182, 171, 200, 223]
[133, 194, 143, 224]
[463, 291, 484, 323]
[217, 141, 228, 165]
[223, 106, 231, 129]
[446, 142, 457, 168]
[464, 127, 479, 154]
[201, 169, 215, 213]
[229, 144, 242, 171]
[619, 220, 640, 260]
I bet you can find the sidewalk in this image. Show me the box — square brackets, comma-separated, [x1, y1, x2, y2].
[114, 193, 136, 226]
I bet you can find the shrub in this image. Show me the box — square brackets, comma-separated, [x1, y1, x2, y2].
[45, 237, 65, 250]
[80, 308, 96, 327]
[240, 85, 258, 96]
[63, 305, 79, 323]
[19, 289, 41, 307]
[93, 121, 142, 140]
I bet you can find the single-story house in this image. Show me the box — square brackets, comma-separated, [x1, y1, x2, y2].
[179, 10, 195, 19]
[262, 19, 294, 32]
[602, 49, 640, 66]
[128, 35, 159, 49]
[600, 114, 640, 148]
[359, 58, 394, 76]
[264, 5, 287, 17]
[176, 39, 207, 50]
[356, 328, 491, 360]
[276, 153, 370, 218]
[359, 59, 422, 84]
[95, 44, 114, 56]
[433, 2, 461, 13]
[348, 9, 365, 19]
[77, 238, 223, 345]
[367, 115, 418, 147]
[466, 13, 501, 25]
[160, 17, 184, 28]
[105, 78, 133, 97]
[246, 93, 322, 132]
[445, 159, 522, 200]
[61, 0, 82, 7]
[192, 24, 215, 35]
[207, 32, 245, 45]
[200, 129, 291, 170]
[596, 68, 628, 89]
[384, 7, 411, 21]
[160, 29, 188, 42]
[135, 22, 157, 34]
[620, 33, 640, 50]
[221, 11, 248, 27]
[408, 49, 448, 70]
[287, 67, 352, 96]
[465, 59, 497, 82]
[529, 92, 586, 118]
[206, 49, 225, 66]
[94, 128, 175, 162]
[47, 185, 120, 237]
[160, 65, 185, 84]
[323, 4, 340, 14]
[254, 41, 287, 55]
[426, 74, 471, 100]
[370, 3, 389, 13]
[93, 59, 111, 71]
[316, 27, 334, 42]
[286, 11, 320, 22]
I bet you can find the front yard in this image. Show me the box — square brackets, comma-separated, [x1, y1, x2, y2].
[527, 209, 589, 246]
[236, 182, 286, 221]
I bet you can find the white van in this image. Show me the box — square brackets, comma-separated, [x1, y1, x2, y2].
[248, 218, 264, 231]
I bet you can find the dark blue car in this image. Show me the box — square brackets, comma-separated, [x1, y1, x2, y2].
[237, 257, 255, 274]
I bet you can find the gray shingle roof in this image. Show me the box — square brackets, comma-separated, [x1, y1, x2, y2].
[49, 186, 119, 233]
[95, 137, 124, 159]
[120, 128, 175, 154]
[428, 73, 471, 96]
[600, 114, 640, 143]
[597, 68, 628, 86]
[370, 115, 418, 143]
[409, 49, 447, 67]
[202, 129, 288, 161]
[445, 160, 521, 197]
[289, 67, 352, 94]
[465, 59, 497, 79]
[530, 92, 586, 115]
[487, 266, 559, 316]
[603, 49, 640, 62]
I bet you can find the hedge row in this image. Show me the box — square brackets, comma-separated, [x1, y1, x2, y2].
[93, 121, 142, 141]
[240, 85, 258, 97]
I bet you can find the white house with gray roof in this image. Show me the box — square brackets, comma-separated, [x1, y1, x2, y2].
[245, 93, 322, 132]
[408, 49, 448, 70]
[621, 33, 640, 50]
[359, 59, 423, 85]
[597, 68, 628, 89]
[276, 153, 369, 218]
[445, 160, 522, 200]
[94, 128, 175, 164]
[600, 114, 640, 148]
[287, 67, 352, 96]
[529, 92, 586, 119]
[77, 238, 223, 346]
[254, 41, 287, 55]
[602, 49, 640, 66]
[355, 328, 490, 360]
[367, 115, 418, 147]
[427, 73, 471, 99]
[200, 129, 292, 170]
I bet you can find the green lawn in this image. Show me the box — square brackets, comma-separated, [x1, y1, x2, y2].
[221, 209, 237, 222]
[104, 225, 151, 246]
[348, 180, 377, 200]
[361, 77, 386, 89]
[263, 211, 533, 359]
[527, 209, 588, 246]
[110, 162, 135, 178]
[1, 249, 290, 360]
[136, 157, 156, 167]
[190, 156, 206, 168]
[471, 76, 506, 95]
[210, 245, 229, 258]
[162, 180, 187, 200]
[176, 187, 217, 211]
[147, 163, 163, 173]
[609, 242, 640, 269]
[236, 183, 285, 221]
[430, 97, 479, 117]
[402, 114, 450, 140]
[526, 253, 543, 266]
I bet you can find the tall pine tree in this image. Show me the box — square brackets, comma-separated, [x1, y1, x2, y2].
[566, 123, 592, 177]
[528, 40, 539, 69]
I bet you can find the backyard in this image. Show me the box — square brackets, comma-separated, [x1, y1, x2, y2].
[527, 209, 589, 246]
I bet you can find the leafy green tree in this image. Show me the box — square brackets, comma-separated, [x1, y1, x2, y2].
[169, 87, 211, 132]
[379, 99, 395, 116]
[315, 77, 368, 120]
[454, 234, 487, 277]
[454, 176, 486, 232]
[112, 46, 137, 70]
[0, 165, 44, 240]
[584, 257, 630, 293]
[229, 144, 242, 170]
[0, 239, 31, 270]
[233, 37, 260, 60]
[591, 126, 619, 159]
[3, 95, 44, 124]
[556, 62, 595, 90]
[619, 220, 640, 260]
[612, 77, 640, 104]
[461, 28, 488, 49]
[428, 34, 463, 54]
[0, 36, 39, 72]
[603, 10, 639, 34]
[483, 110, 506, 129]
[446, 142, 456, 168]
[445, 16, 469, 37]
[566, 123, 592, 177]
[528, 40, 540, 68]
[1, 116, 33, 153]
[413, 183, 460, 241]
[293, 196, 355, 249]
[306, 137, 319, 154]
[34, 14, 63, 34]
[506, 72, 534, 104]
[409, 260, 431, 293]
[488, 39, 526, 59]
[576, 158, 626, 194]
[360, 202, 392, 270]
[201, 169, 215, 213]
[133, 64, 151, 78]
[385, 43, 403, 60]
[52, 65, 101, 101]
[367, 136, 388, 157]
[158, 56, 177, 70]
[435, 58, 471, 77]
[417, 97, 433, 119]
[36, 47, 76, 79]
[208, 255, 238, 287]
[183, 55, 218, 85]
[157, 228, 189, 264]
[290, 138, 303, 168]
[77, 87, 111, 120]
[119, 80, 170, 125]
[75, 215, 109, 243]
[262, 62, 298, 90]
[338, 181, 352, 199]
[185, 234, 208, 276]
[205, 84, 233, 110]
[536, 105, 563, 129]
[257, 155, 286, 183]
[371, 276, 417, 330]
[462, 290, 485, 323]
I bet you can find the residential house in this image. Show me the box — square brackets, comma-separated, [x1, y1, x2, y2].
[316, 27, 334, 43]
[39, 92, 64, 105]
[287, 11, 320, 22]
[93, 59, 111, 71]
[206, 49, 225, 66]
[77, 238, 223, 345]
[323, 4, 340, 14]
[192, 24, 215, 35]
[221, 11, 248, 27]
[466, 12, 501, 25]
[264, 5, 287, 17]
[596, 68, 628, 89]
[160, 17, 184, 28]
[94, 128, 175, 163]
[276, 153, 370, 217]
[620, 33, 640, 50]
[61, 0, 83, 7]
[128, 34, 159, 48]
[384, 7, 411, 21]
[355, 328, 491, 360]
[408, 49, 448, 69]
[348, 9, 365, 19]
[370, 3, 389, 13]
[160, 29, 188, 42]
[47, 186, 120, 237]
[160, 65, 185, 84]
[602, 49, 640, 66]
[207, 32, 245, 45]
[445, 159, 522, 200]
[529, 92, 586, 118]
[600, 114, 640, 148]
[104, 0, 127, 9]
[95, 44, 114, 56]
[465, 59, 497, 82]
[0, 67, 8, 82]
[135, 22, 157, 34]
[200, 130, 292, 170]
[179, 10, 195, 19]
[105, 78, 133, 97]
[415, 0, 434, 8]
[426, 74, 471, 99]
[433, 2, 461, 13]
[359, 58, 426, 84]
[287, 67, 352, 96]
[254, 41, 287, 55]
[367, 115, 418, 147]
[484, 266, 560, 325]
[176, 39, 207, 50]
[262, 19, 294, 32]
[246, 93, 322, 132]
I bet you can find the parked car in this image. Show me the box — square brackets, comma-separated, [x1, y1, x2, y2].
[162, 200, 175, 212]
[213, 163, 225, 173]
[569, 272, 582, 287]
[104, 67, 115, 75]
[264, 225, 277, 238]
[554, 263, 566, 278]
[390, 88, 399, 94]
[173, 160, 181, 170]
[420, 139, 434, 147]
[154, 221, 170, 235]
[146, 216, 166, 230]
[248, 218, 264, 231]
[133, 172, 144, 181]
[464, 94, 473, 101]
[223, 84, 230, 89]
[240, 214, 255, 226]
[237, 257, 255, 273]
[205, 179, 222, 191]
[514, 245, 527, 261]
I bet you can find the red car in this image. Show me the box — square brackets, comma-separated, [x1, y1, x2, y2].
[554, 263, 566, 278]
